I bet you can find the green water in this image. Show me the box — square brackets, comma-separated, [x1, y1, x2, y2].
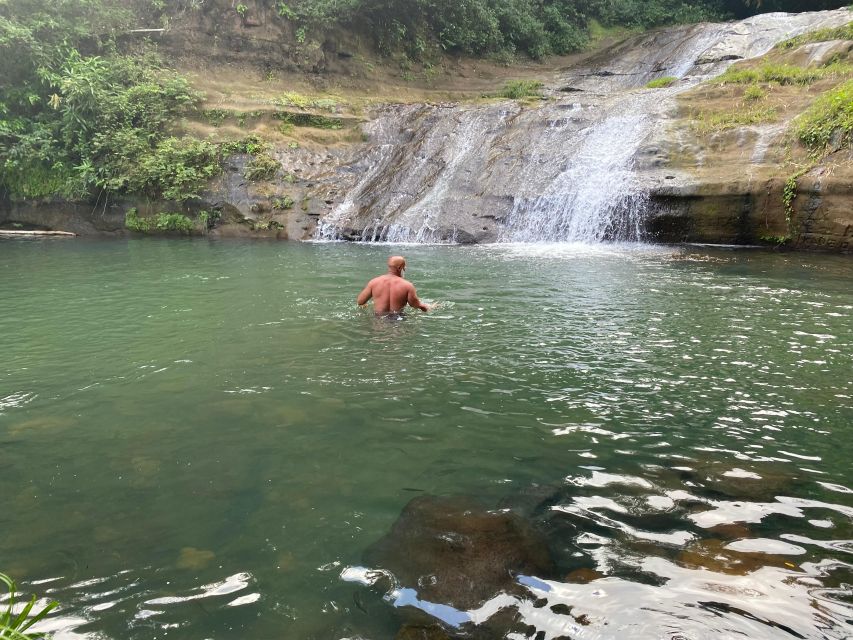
[1, 238, 851, 640]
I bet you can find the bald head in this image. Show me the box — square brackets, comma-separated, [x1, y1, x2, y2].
[387, 255, 406, 275]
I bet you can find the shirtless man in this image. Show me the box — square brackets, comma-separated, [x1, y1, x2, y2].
[357, 256, 429, 315]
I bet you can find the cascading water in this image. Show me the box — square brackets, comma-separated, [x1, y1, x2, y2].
[500, 110, 653, 243]
[315, 9, 852, 245]
[373, 108, 509, 243]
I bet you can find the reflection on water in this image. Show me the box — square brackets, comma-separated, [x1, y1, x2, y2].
[0, 238, 851, 639]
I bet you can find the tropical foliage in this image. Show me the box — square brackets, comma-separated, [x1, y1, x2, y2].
[266, 0, 848, 59]
[0, 0, 212, 201]
[1, 0, 849, 203]
[0, 572, 58, 640]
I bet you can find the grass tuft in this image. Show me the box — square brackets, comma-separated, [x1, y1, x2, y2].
[776, 21, 853, 50]
[796, 79, 853, 153]
[717, 61, 853, 87]
[499, 80, 544, 100]
[692, 105, 779, 134]
[646, 76, 678, 89]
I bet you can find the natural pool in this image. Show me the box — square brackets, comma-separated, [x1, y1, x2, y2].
[1, 238, 851, 639]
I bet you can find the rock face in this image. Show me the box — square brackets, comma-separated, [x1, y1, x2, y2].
[151, 0, 345, 75]
[0, 199, 128, 235]
[315, 9, 852, 250]
[364, 495, 554, 612]
[642, 35, 853, 251]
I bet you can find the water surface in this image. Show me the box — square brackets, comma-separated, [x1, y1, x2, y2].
[1, 239, 851, 639]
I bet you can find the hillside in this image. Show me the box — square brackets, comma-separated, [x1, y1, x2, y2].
[1, 0, 851, 251]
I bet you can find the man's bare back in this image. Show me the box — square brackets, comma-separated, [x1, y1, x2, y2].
[357, 256, 429, 314]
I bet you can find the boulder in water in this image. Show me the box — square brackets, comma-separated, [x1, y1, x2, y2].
[365, 495, 554, 611]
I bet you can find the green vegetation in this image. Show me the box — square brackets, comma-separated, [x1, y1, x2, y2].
[498, 80, 544, 99]
[759, 234, 792, 245]
[273, 112, 344, 129]
[646, 76, 678, 88]
[693, 105, 778, 133]
[131, 137, 220, 201]
[252, 218, 284, 231]
[267, 0, 736, 61]
[1, 0, 849, 210]
[779, 79, 853, 228]
[203, 108, 232, 127]
[717, 61, 853, 86]
[782, 167, 809, 230]
[197, 209, 220, 231]
[257, 1, 844, 62]
[743, 84, 767, 101]
[125, 209, 197, 234]
[244, 154, 280, 181]
[777, 20, 853, 50]
[1, 572, 58, 639]
[797, 79, 853, 152]
[0, 0, 215, 202]
[272, 93, 339, 112]
[272, 195, 295, 210]
[220, 135, 268, 156]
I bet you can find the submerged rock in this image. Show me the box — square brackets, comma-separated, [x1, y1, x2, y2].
[676, 538, 796, 575]
[395, 624, 453, 640]
[365, 495, 554, 611]
[176, 547, 216, 570]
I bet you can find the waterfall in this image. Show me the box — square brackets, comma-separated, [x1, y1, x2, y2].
[500, 109, 653, 243]
[315, 9, 853, 244]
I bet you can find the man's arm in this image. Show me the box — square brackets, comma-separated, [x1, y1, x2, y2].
[407, 285, 429, 312]
[357, 281, 373, 306]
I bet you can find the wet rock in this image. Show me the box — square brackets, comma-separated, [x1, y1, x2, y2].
[564, 568, 603, 584]
[497, 482, 562, 519]
[365, 495, 554, 611]
[676, 538, 794, 575]
[691, 463, 804, 503]
[395, 624, 452, 640]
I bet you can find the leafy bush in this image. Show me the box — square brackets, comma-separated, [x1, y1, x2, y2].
[220, 134, 268, 156]
[244, 154, 280, 181]
[154, 212, 195, 233]
[126, 209, 196, 234]
[125, 208, 148, 232]
[797, 79, 853, 152]
[273, 112, 344, 129]
[197, 209, 220, 230]
[0, 0, 220, 203]
[646, 76, 678, 88]
[272, 195, 295, 209]
[271, 0, 731, 61]
[133, 137, 221, 201]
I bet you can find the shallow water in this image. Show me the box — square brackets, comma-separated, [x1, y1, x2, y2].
[0, 238, 851, 639]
